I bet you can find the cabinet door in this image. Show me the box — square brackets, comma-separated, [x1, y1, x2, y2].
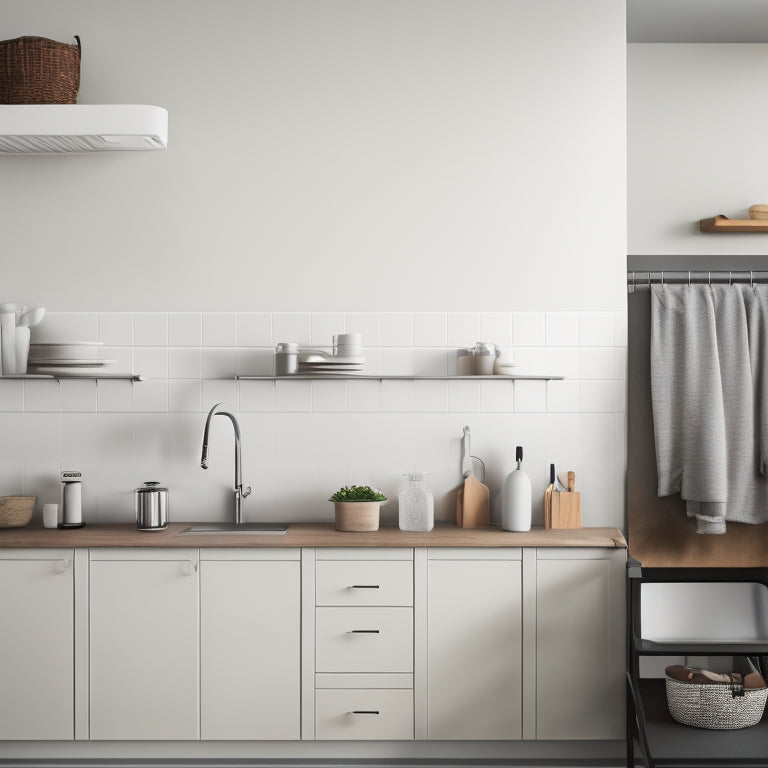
[89, 550, 199, 740]
[200, 557, 301, 740]
[0, 550, 74, 740]
[535, 549, 625, 740]
[427, 556, 523, 740]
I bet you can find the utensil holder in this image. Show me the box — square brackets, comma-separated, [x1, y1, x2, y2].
[544, 485, 582, 529]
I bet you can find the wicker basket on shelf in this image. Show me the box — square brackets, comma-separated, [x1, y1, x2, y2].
[0, 496, 36, 528]
[665, 664, 768, 730]
[0, 35, 81, 104]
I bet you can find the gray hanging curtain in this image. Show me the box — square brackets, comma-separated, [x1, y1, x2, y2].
[650, 283, 768, 534]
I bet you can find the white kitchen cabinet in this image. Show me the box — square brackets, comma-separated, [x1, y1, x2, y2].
[0, 549, 75, 740]
[426, 549, 523, 740]
[200, 549, 301, 740]
[89, 548, 199, 740]
[534, 548, 625, 740]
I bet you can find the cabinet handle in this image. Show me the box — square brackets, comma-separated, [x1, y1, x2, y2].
[349, 584, 380, 589]
[56, 558, 72, 573]
[347, 629, 380, 634]
[350, 710, 380, 715]
[181, 560, 198, 575]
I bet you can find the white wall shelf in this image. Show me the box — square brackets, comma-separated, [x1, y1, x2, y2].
[1, 374, 146, 382]
[236, 374, 564, 382]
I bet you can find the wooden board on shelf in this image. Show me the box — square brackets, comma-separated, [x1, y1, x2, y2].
[700, 215, 768, 232]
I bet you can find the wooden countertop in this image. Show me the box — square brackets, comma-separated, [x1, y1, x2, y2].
[0, 522, 627, 549]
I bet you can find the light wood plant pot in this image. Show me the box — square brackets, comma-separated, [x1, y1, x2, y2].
[333, 501, 381, 532]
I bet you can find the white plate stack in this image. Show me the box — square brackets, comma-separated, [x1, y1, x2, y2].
[27, 342, 116, 375]
[298, 351, 366, 375]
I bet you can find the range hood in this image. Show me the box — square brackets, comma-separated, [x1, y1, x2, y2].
[0, 104, 168, 153]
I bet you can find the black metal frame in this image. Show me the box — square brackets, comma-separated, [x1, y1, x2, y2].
[627, 557, 768, 768]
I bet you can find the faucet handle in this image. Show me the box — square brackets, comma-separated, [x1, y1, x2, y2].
[241, 485, 252, 498]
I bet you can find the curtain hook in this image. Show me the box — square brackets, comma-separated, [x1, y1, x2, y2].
[708, 271, 712, 285]
[751, 270, 754, 286]
[661, 270, 664, 285]
[688, 270, 692, 286]
[729, 271, 733, 286]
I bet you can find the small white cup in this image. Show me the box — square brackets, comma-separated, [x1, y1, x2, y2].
[42, 503, 59, 529]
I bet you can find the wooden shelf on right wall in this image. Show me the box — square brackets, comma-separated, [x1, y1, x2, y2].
[700, 215, 768, 232]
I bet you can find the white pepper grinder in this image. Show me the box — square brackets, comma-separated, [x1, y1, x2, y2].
[501, 446, 531, 532]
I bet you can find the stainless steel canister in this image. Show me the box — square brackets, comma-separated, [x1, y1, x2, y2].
[134, 481, 168, 531]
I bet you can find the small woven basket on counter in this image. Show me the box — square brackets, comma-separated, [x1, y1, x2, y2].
[665, 663, 768, 730]
[0, 35, 81, 104]
[0, 496, 36, 528]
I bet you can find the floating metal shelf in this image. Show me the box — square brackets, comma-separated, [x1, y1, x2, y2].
[236, 374, 564, 381]
[1, 374, 146, 381]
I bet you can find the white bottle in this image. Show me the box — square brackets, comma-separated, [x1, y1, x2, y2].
[398, 472, 434, 531]
[501, 446, 531, 531]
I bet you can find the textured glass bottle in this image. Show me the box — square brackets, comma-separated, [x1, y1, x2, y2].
[398, 472, 434, 531]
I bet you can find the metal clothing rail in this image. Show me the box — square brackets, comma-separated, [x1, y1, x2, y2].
[627, 269, 768, 293]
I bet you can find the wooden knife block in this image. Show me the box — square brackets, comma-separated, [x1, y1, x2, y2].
[544, 485, 582, 529]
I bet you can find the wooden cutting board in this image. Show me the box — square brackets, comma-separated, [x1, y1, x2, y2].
[461, 474, 489, 528]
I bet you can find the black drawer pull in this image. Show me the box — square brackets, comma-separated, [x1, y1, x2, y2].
[347, 629, 380, 634]
[349, 584, 380, 589]
[350, 710, 380, 715]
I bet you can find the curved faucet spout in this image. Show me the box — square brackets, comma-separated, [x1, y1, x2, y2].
[201, 402, 252, 524]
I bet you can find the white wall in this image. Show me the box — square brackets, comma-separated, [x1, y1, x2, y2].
[2, 0, 626, 311]
[628, 43, 768, 255]
[0, 1, 627, 534]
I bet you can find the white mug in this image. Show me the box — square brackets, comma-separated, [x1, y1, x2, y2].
[42, 503, 59, 529]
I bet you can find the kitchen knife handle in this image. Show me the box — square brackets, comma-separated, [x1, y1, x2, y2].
[567, 471, 575, 492]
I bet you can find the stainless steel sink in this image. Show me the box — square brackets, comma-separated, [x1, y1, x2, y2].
[178, 523, 288, 535]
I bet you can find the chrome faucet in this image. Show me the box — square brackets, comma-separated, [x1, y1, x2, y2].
[201, 402, 252, 525]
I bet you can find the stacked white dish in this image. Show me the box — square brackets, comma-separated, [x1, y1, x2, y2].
[298, 350, 365, 375]
[27, 342, 116, 375]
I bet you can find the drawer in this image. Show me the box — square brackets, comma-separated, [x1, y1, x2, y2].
[316, 561, 413, 606]
[316, 607, 413, 673]
[315, 689, 413, 740]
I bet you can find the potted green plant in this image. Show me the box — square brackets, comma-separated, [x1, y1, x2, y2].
[329, 485, 387, 532]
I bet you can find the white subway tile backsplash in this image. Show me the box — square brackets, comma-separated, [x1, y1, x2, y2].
[480, 313, 513, 346]
[579, 348, 615, 380]
[579, 312, 614, 347]
[133, 379, 169, 413]
[414, 380, 448, 412]
[60, 379, 98, 412]
[22, 462, 59, 512]
[62, 312, 99, 342]
[546, 347, 580, 380]
[312, 380, 347, 412]
[446, 312, 480, 347]
[347, 380, 381, 413]
[413, 313, 447, 347]
[168, 313, 202, 347]
[276, 379, 312, 412]
[311, 312, 345, 347]
[201, 379, 238, 409]
[0, 462, 24, 495]
[447, 380, 480, 413]
[134, 313, 168, 346]
[98, 313, 133, 346]
[202, 313, 237, 347]
[513, 313, 546, 347]
[0, 380, 23, 412]
[345, 313, 380, 348]
[202, 348, 237, 379]
[514, 380, 547, 413]
[24, 379, 61, 412]
[168, 380, 203, 412]
[238, 380, 276, 412]
[381, 348, 414, 376]
[168, 348, 202, 379]
[414, 348, 448, 377]
[14, 310, 625, 528]
[134, 347, 169, 379]
[381, 379, 414, 412]
[272, 312, 311, 346]
[32, 312, 63, 343]
[97, 379, 134, 413]
[580, 380, 615, 413]
[546, 312, 580, 347]
[380, 312, 413, 346]
[547, 379, 580, 413]
[237, 312, 272, 347]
